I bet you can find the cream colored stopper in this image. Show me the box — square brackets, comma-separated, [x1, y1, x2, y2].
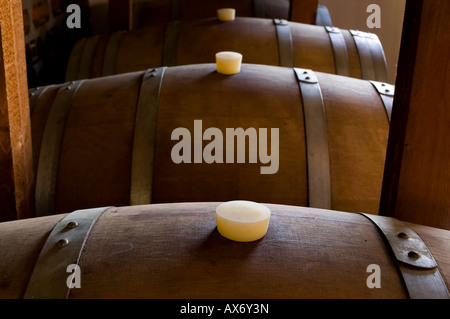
[216, 201, 271, 242]
[217, 8, 236, 21]
[215, 51, 243, 75]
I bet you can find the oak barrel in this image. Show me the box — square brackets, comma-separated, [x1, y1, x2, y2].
[30, 64, 391, 216]
[65, 17, 388, 82]
[0, 203, 448, 298]
[129, 0, 326, 27]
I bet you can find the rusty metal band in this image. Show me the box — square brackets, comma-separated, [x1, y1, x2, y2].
[65, 38, 87, 82]
[350, 30, 375, 80]
[315, 4, 333, 26]
[366, 32, 389, 83]
[102, 31, 125, 77]
[325, 26, 350, 77]
[370, 80, 395, 122]
[294, 68, 331, 209]
[35, 80, 83, 217]
[24, 207, 110, 299]
[163, 21, 180, 67]
[130, 67, 166, 205]
[78, 35, 101, 80]
[253, 0, 265, 18]
[273, 19, 294, 67]
[28, 85, 50, 116]
[350, 30, 388, 82]
[361, 213, 450, 299]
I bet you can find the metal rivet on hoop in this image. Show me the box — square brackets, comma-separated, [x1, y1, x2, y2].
[57, 238, 69, 248]
[66, 221, 79, 229]
[397, 232, 409, 239]
[408, 251, 420, 259]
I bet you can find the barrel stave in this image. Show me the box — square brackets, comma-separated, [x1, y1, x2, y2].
[33, 64, 390, 215]
[69, 203, 407, 298]
[3, 203, 449, 298]
[56, 73, 142, 212]
[319, 72, 389, 213]
[0, 214, 66, 298]
[153, 64, 308, 206]
[291, 22, 335, 75]
[65, 17, 387, 82]
[134, 0, 291, 27]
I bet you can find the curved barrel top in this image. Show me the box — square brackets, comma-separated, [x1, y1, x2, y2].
[1, 202, 448, 299]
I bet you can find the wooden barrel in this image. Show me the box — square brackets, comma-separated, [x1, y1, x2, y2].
[129, 0, 327, 27]
[30, 63, 392, 217]
[0, 203, 448, 298]
[65, 17, 388, 82]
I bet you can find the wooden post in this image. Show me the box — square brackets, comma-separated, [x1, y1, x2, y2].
[289, 0, 319, 25]
[0, 0, 34, 221]
[380, 0, 450, 230]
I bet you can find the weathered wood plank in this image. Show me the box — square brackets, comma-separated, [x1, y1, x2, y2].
[0, 0, 34, 220]
[380, 0, 450, 230]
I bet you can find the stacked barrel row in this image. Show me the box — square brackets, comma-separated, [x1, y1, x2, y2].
[30, 1, 391, 216]
[0, 0, 448, 299]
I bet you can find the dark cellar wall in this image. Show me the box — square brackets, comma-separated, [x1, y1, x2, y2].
[23, 0, 92, 88]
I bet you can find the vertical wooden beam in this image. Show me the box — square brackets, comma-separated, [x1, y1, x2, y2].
[129, 0, 134, 30]
[289, 0, 319, 25]
[380, 0, 450, 230]
[0, 0, 34, 221]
